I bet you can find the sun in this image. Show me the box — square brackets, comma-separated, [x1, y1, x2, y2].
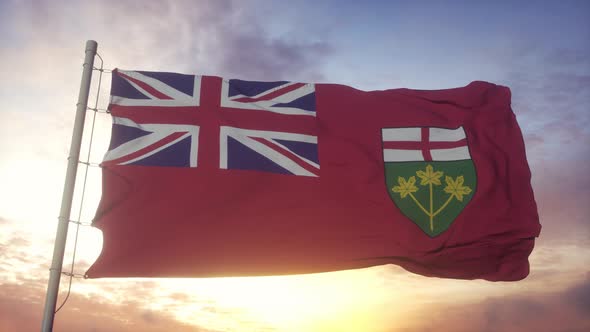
[139, 268, 404, 332]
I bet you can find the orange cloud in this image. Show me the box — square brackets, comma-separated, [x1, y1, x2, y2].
[0, 282, 211, 332]
[399, 277, 590, 332]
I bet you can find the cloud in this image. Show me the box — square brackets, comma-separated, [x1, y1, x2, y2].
[401, 278, 590, 332]
[528, 162, 590, 244]
[564, 276, 590, 314]
[502, 46, 590, 158]
[7, 235, 30, 247]
[0, 233, 38, 267]
[492, 43, 590, 245]
[544, 47, 590, 69]
[0, 282, 213, 332]
[2, 0, 333, 80]
[212, 29, 333, 81]
[93, 0, 334, 81]
[487, 36, 590, 157]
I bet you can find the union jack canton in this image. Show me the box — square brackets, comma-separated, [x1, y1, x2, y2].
[103, 69, 320, 177]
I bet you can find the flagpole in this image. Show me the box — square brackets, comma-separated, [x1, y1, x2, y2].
[40, 40, 98, 332]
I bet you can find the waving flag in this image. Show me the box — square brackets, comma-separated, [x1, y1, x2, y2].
[87, 70, 540, 281]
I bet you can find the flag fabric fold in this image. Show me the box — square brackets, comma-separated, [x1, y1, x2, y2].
[86, 69, 540, 281]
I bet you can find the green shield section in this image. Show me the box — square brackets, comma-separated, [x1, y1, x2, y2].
[385, 160, 476, 237]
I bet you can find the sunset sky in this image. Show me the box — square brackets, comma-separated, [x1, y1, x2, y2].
[1, 0, 589, 331]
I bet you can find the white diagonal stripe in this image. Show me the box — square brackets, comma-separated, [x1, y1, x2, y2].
[104, 130, 168, 162]
[237, 135, 316, 177]
[118, 133, 191, 166]
[228, 81, 295, 99]
[220, 81, 316, 116]
[105, 117, 199, 166]
[270, 138, 320, 169]
[247, 84, 314, 104]
[220, 127, 317, 176]
[111, 71, 201, 107]
[119, 70, 194, 101]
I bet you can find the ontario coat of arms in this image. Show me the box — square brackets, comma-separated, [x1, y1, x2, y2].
[382, 127, 476, 237]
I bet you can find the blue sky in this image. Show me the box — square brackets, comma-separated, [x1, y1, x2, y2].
[0, 1, 589, 331]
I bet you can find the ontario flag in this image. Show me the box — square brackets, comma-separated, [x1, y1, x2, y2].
[86, 69, 541, 281]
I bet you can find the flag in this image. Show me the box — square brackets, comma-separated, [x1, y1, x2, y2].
[86, 69, 541, 281]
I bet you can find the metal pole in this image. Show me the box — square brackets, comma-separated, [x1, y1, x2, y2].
[41, 40, 98, 332]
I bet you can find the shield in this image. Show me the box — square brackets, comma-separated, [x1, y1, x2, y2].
[382, 127, 477, 237]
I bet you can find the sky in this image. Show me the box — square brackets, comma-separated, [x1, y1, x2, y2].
[0, 0, 589, 331]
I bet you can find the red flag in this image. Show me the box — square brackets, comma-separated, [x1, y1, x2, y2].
[86, 69, 540, 281]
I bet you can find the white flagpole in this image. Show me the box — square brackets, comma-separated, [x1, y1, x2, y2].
[41, 40, 98, 332]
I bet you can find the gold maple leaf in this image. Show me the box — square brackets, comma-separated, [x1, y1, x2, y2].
[443, 175, 472, 201]
[416, 164, 444, 186]
[392, 176, 419, 198]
